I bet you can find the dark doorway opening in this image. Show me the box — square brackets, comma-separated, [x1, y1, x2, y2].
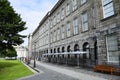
[54, 48, 56, 53]
[62, 47, 65, 52]
[74, 44, 79, 51]
[94, 41, 98, 65]
[67, 45, 71, 52]
[83, 42, 90, 59]
[57, 48, 60, 53]
[51, 49, 53, 53]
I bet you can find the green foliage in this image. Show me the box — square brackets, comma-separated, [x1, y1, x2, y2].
[6, 47, 17, 57]
[0, 0, 27, 55]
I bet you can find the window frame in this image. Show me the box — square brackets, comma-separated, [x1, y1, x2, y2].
[54, 30, 56, 42]
[66, 22, 71, 37]
[57, 28, 60, 40]
[61, 8, 65, 20]
[73, 17, 79, 35]
[106, 34, 119, 63]
[73, 0, 77, 11]
[82, 11, 88, 32]
[81, 0, 87, 5]
[102, 0, 114, 18]
[61, 25, 65, 39]
[50, 32, 53, 43]
[66, 3, 70, 16]
[57, 12, 60, 23]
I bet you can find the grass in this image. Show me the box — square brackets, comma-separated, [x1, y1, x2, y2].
[0, 59, 33, 80]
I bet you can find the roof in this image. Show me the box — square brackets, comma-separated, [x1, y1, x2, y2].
[32, 0, 65, 36]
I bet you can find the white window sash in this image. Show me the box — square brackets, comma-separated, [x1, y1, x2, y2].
[106, 35, 119, 63]
[82, 12, 88, 31]
[61, 8, 64, 20]
[81, 0, 87, 5]
[102, 0, 114, 18]
[62, 26, 65, 39]
[74, 18, 79, 34]
[67, 23, 71, 37]
[66, 4, 70, 15]
[73, 0, 77, 10]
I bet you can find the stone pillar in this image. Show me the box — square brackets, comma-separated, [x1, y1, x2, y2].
[97, 35, 107, 65]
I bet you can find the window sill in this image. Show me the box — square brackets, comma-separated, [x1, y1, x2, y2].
[66, 13, 71, 17]
[81, 30, 89, 33]
[80, 1, 88, 7]
[72, 7, 78, 13]
[73, 33, 79, 36]
[101, 14, 117, 22]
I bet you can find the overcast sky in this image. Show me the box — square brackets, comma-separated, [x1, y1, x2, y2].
[8, 0, 58, 46]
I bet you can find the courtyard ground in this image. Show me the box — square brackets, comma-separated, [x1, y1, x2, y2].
[18, 60, 120, 80]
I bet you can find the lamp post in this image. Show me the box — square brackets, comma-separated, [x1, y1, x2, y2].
[33, 42, 36, 67]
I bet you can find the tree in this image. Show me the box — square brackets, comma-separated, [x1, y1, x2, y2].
[0, 0, 27, 56]
[6, 47, 17, 57]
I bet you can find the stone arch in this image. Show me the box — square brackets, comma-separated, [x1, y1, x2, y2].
[54, 48, 56, 53]
[57, 47, 60, 53]
[50, 49, 53, 53]
[83, 42, 89, 51]
[67, 45, 71, 52]
[74, 44, 79, 51]
[62, 46, 65, 52]
[46, 49, 48, 53]
[83, 42, 90, 59]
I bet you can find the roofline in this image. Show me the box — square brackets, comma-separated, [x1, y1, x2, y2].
[32, 12, 50, 36]
[50, 0, 64, 16]
[32, 0, 64, 36]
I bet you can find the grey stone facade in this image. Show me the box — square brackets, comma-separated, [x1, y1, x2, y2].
[31, 0, 120, 67]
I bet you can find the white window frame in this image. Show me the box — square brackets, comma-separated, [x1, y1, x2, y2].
[73, 0, 77, 11]
[82, 12, 88, 31]
[61, 25, 65, 39]
[50, 32, 53, 43]
[53, 16, 56, 26]
[81, 0, 87, 5]
[50, 19, 53, 28]
[91, 7, 96, 28]
[66, 3, 70, 16]
[57, 12, 60, 23]
[102, 0, 114, 18]
[61, 8, 64, 20]
[54, 30, 56, 42]
[106, 34, 119, 63]
[57, 28, 60, 40]
[73, 18, 79, 35]
[67, 22, 71, 37]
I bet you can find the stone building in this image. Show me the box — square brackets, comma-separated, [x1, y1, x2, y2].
[31, 0, 120, 67]
[14, 45, 28, 61]
[28, 33, 33, 59]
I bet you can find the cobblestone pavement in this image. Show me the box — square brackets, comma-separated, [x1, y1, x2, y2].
[18, 61, 120, 80]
